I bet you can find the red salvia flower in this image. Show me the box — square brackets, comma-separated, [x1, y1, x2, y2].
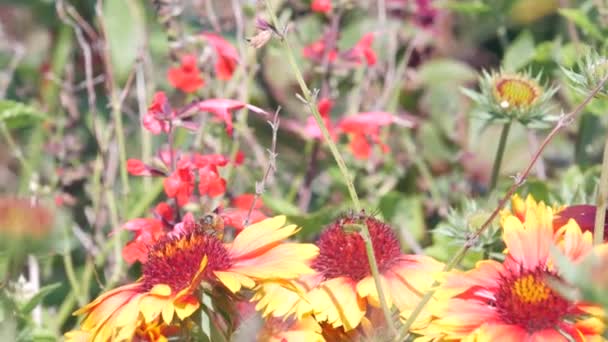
[304, 98, 337, 140]
[163, 160, 195, 206]
[167, 54, 205, 93]
[154, 202, 175, 223]
[143, 92, 172, 134]
[233, 150, 245, 165]
[311, 0, 332, 13]
[198, 166, 226, 198]
[302, 36, 338, 63]
[339, 112, 394, 159]
[126, 159, 165, 177]
[191, 153, 229, 170]
[122, 218, 165, 264]
[232, 193, 263, 210]
[198, 99, 266, 136]
[201, 32, 239, 80]
[342, 33, 377, 66]
[220, 193, 267, 232]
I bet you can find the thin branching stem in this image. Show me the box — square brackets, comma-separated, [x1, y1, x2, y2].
[396, 73, 608, 341]
[244, 109, 280, 226]
[263, 0, 396, 336]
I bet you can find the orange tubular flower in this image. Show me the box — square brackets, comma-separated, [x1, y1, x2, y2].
[421, 197, 604, 341]
[255, 214, 444, 333]
[66, 216, 318, 342]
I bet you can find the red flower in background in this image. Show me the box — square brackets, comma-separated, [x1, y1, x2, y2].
[339, 112, 394, 159]
[201, 32, 239, 80]
[126, 159, 165, 177]
[311, 0, 332, 13]
[304, 98, 337, 140]
[163, 160, 195, 206]
[143, 92, 172, 134]
[303, 36, 338, 63]
[221, 194, 267, 232]
[154, 202, 175, 223]
[198, 99, 266, 136]
[167, 54, 205, 93]
[342, 33, 377, 66]
[121, 218, 165, 264]
[198, 166, 226, 198]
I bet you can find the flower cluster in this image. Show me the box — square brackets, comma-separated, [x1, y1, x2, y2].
[419, 195, 606, 341]
[303, 32, 377, 67]
[165, 32, 238, 93]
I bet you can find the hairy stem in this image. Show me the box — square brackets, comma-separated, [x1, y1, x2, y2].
[263, 0, 396, 336]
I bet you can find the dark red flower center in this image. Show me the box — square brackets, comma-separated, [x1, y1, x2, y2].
[493, 266, 573, 332]
[142, 231, 232, 292]
[311, 214, 402, 282]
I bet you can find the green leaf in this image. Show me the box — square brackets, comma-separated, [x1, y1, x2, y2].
[378, 193, 426, 248]
[101, 0, 145, 82]
[558, 8, 603, 40]
[287, 204, 349, 239]
[261, 195, 301, 216]
[440, 0, 489, 14]
[418, 59, 477, 85]
[0, 100, 45, 129]
[18, 283, 61, 315]
[503, 30, 535, 72]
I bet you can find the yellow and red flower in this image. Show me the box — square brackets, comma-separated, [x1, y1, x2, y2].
[255, 214, 443, 332]
[507, 194, 608, 242]
[66, 216, 318, 341]
[421, 197, 604, 341]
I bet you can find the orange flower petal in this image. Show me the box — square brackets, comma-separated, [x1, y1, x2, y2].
[474, 323, 528, 342]
[308, 277, 366, 331]
[174, 294, 200, 320]
[214, 270, 256, 293]
[356, 274, 391, 308]
[228, 216, 299, 259]
[139, 294, 170, 323]
[229, 243, 318, 279]
[558, 219, 593, 262]
[503, 215, 551, 269]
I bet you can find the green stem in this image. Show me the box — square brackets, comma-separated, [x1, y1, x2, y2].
[263, 0, 395, 336]
[593, 131, 608, 245]
[111, 91, 130, 198]
[264, 1, 359, 211]
[490, 121, 512, 191]
[62, 225, 83, 305]
[403, 133, 442, 206]
[105, 189, 124, 288]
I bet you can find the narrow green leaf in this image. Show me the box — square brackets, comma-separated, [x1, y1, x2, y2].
[558, 8, 603, 40]
[19, 283, 61, 315]
[503, 30, 535, 71]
